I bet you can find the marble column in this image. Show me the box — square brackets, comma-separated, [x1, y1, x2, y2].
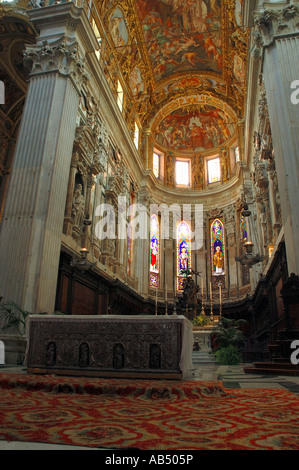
[254, 2, 299, 274]
[0, 4, 97, 313]
[135, 188, 151, 295]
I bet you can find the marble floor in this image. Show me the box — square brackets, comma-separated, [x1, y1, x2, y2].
[0, 364, 298, 450]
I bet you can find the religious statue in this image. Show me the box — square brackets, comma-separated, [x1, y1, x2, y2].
[192, 155, 204, 189]
[72, 183, 85, 227]
[177, 271, 201, 321]
[165, 155, 174, 185]
[221, 148, 229, 182]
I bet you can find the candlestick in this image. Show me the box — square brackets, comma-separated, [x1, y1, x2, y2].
[210, 281, 213, 321]
[155, 289, 158, 315]
[165, 284, 168, 315]
[219, 285, 222, 318]
[201, 277, 205, 316]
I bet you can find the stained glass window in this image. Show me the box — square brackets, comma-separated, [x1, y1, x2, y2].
[211, 218, 225, 276]
[177, 221, 192, 291]
[207, 158, 221, 183]
[176, 160, 189, 186]
[153, 153, 160, 178]
[240, 214, 248, 243]
[150, 214, 160, 288]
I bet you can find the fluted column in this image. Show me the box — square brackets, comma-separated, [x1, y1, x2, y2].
[135, 188, 151, 295]
[0, 4, 97, 313]
[254, 1, 299, 274]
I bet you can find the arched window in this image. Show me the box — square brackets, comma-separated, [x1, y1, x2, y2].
[150, 214, 160, 288]
[177, 221, 192, 291]
[211, 218, 225, 277]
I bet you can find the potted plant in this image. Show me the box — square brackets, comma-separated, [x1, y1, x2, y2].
[213, 316, 247, 365]
[0, 301, 62, 364]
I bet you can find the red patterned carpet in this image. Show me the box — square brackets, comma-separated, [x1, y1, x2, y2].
[0, 372, 298, 450]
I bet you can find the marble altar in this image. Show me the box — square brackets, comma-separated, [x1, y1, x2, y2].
[26, 315, 193, 379]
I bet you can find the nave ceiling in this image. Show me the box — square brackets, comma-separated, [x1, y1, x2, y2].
[99, 0, 249, 156]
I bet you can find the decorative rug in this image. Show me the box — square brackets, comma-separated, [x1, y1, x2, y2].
[0, 373, 298, 450]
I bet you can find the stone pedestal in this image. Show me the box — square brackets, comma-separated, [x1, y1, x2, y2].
[26, 315, 193, 379]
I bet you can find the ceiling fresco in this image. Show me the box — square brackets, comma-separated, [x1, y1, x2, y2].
[99, 0, 248, 156]
[155, 104, 235, 153]
[135, 0, 222, 81]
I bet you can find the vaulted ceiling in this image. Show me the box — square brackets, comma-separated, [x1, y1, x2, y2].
[99, 0, 248, 155]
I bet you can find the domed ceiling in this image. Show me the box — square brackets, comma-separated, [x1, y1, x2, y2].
[100, 0, 248, 156]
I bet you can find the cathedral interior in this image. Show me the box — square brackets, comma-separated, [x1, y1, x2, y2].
[0, 0, 298, 370]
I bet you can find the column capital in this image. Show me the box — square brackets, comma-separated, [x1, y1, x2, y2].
[23, 2, 99, 91]
[254, 1, 299, 47]
[24, 39, 88, 90]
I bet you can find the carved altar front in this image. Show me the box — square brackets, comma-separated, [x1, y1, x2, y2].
[26, 315, 193, 379]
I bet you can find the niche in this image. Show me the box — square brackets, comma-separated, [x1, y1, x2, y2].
[46, 341, 56, 366]
[149, 344, 161, 369]
[113, 343, 125, 369]
[79, 342, 90, 367]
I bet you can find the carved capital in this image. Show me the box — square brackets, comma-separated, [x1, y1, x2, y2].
[254, 2, 299, 46]
[24, 39, 88, 92]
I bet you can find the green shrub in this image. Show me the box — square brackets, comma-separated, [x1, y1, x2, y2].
[215, 344, 241, 365]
